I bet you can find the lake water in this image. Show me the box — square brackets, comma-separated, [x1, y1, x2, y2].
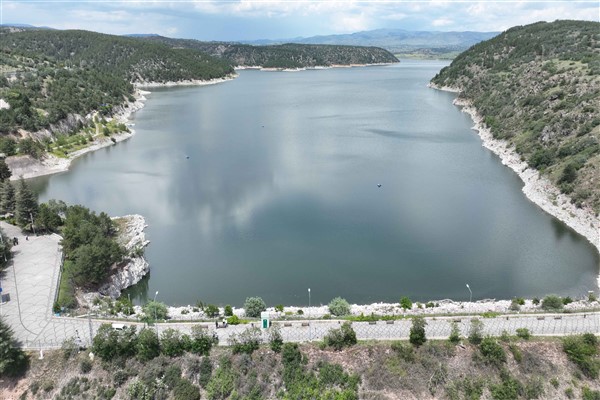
[31, 61, 599, 307]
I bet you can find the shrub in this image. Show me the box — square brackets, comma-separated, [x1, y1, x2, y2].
[275, 304, 284, 313]
[565, 387, 574, 398]
[224, 305, 233, 316]
[449, 321, 461, 344]
[589, 292, 598, 302]
[204, 304, 220, 318]
[269, 325, 284, 353]
[227, 315, 241, 325]
[198, 357, 212, 387]
[532, 297, 540, 305]
[324, 322, 357, 351]
[136, 328, 160, 361]
[173, 378, 200, 400]
[468, 319, 484, 345]
[425, 302, 435, 308]
[400, 296, 413, 311]
[479, 337, 506, 366]
[541, 295, 563, 311]
[79, 358, 92, 374]
[516, 328, 531, 340]
[164, 365, 182, 389]
[550, 377, 559, 388]
[92, 323, 137, 361]
[562, 296, 573, 305]
[0, 318, 29, 377]
[562, 334, 600, 378]
[509, 344, 523, 363]
[230, 326, 262, 354]
[244, 297, 266, 318]
[160, 329, 190, 357]
[515, 297, 525, 305]
[190, 325, 218, 356]
[206, 357, 235, 400]
[489, 370, 523, 400]
[524, 377, 545, 399]
[143, 301, 168, 321]
[582, 387, 600, 400]
[409, 316, 427, 347]
[328, 297, 351, 316]
[297, 309, 304, 315]
[391, 341, 414, 362]
[509, 299, 521, 311]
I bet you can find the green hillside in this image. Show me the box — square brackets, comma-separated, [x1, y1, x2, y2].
[431, 20, 600, 213]
[0, 29, 233, 134]
[143, 36, 399, 68]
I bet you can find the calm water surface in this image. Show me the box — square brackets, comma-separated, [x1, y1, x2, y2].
[32, 61, 599, 306]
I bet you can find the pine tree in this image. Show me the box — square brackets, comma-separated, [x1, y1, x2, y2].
[0, 317, 29, 377]
[0, 159, 11, 182]
[15, 178, 38, 228]
[0, 181, 16, 215]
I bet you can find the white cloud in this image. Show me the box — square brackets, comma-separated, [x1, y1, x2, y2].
[431, 17, 453, 27]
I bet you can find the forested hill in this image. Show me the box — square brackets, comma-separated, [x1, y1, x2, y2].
[431, 20, 600, 214]
[0, 29, 233, 134]
[142, 36, 399, 68]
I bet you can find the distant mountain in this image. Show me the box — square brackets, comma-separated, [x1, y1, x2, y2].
[241, 29, 499, 59]
[432, 20, 600, 213]
[142, 36, 399, 68]
[124, 34, 160, 38]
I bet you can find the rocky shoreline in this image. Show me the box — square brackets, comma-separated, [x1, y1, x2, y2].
[428, 83, 600, 261]
[83, 214, 150, 303]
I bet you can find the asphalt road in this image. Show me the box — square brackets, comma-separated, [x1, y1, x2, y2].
[0, 222, 598, 350]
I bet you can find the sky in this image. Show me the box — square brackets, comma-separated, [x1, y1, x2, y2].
[1, 0, 598, 41]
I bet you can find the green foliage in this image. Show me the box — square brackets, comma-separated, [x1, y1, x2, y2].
[0, 181, 16, 215]
[204, 304, 220, 318]
[582, 387, 600, 400]
[589, 292, 598, 302]
[61, 205, 123, 288]
[328, 297, 351, 316]
[160, 328, 190, 357]
[479, 337, 507, 367]
[224, 305, 233, 316]
[173, 378, 200, 400]
[35, 203, 62, 232]
[562, 334, 600, 378]
[115, 297, 134, 316]
[516, 328, 531, 340]
[268, 325, 284, 353]
[489, 370, 523, 400]
[79, 358, 92, 374]
[226, 315, 241, 325]
[0, 317, 29, 377]
[136, 328, 160, 361]
[550, 377, 559, 388]
[190, 325, 218, 356]
[0, 229, 13, 272]
[449, 321, 461, 344]
[542, 295, 564, 311]
[562, 296, 573, 305]
[324, 322, 357, 351]
[509, 344, 523, 363]
[445, 377, 485, 400]
[391, 341, 415, 362]
[400, 296, 413, 310]
[143, 301, 168, 321]
[468, 319, 484, 345]
[0, 159, 11, 181]
[275, 304, 284, 312]
[409, 316, 427, 347]
[243, 296, 266, 318]
[15, 177, 38, 228]
[92, 323, 138, 362]
[198, 357, 213, 387]
[206, 357, 236, 400]
[230, 326, 262, 354]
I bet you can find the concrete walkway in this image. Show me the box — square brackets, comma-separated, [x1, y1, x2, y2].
[0, 221, 598, 350]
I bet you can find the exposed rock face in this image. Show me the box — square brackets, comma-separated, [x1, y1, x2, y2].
[97, 214, 150, 299]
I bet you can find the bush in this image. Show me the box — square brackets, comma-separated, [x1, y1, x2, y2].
[324, 322, 357, 351]
[143, 301, 168, 321]
[532, 297, 540, 305]
[244, 297, 266, 318]
[409, 316, 427, 347]
[589, 292, 598, 302]
[328, 297, 351, 316]
[562, 334, 600, 378]
[206, 357, 235, 399]
[400, 296, 412, 311]
[515, 297, 525, 305]
[541, 295, 564, 311]
[269, 325, 284, 353]
[516, 328, 531, 340]
[230, 326, 262, 354]
[509, 299, 521, 311]
[479, 337, 506, 366]
[190, 325, 218, 356]
[391, 341, 414, 362]
[582, 387, 600, 400]
[92, 323, 137, 361]
[489, 370, 523, 400]
[224, 305, 233, 316]
[160, 328, 190, 357]
[137, 328, 160, 361]
[173, 378, 200, 400]
[204, 304, 220, 318]
[198, 357, 212, 387]
[79, 358, 92, 374]
[468, 319, 484, 345]
[562, 296, 573, 305]
[226, 315, 241, 325]
[449, 321, 461, 344]
[275, 304, 284, 312]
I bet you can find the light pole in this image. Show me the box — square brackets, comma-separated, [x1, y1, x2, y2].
[466, 284, 472, 303]
[308, 288, 311, 341]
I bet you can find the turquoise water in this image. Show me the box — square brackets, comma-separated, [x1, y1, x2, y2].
[32, 61, 599, 306]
